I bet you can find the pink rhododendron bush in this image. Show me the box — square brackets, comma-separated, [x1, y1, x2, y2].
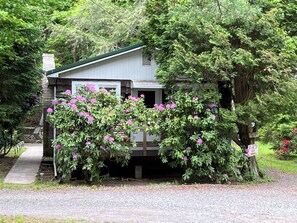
[48, 84, 147, 182]
[147, 91, 244, 183]
[48, 84, 244, 183]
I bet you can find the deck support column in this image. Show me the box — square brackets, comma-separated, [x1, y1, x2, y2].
[135, 165, 142, 179]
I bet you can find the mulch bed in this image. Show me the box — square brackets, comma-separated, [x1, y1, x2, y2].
[0, 156, 17, 178]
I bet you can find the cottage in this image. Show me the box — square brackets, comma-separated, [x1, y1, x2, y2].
[43, 43, 164, 158]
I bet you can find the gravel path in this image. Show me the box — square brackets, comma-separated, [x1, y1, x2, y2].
[0, 171, 297, 223]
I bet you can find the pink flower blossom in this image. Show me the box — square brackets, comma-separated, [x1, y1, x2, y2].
[72, 154, 78, 159]
[47, 108, 53, 113]
[187, 147, 191, 150]
[86, 83, 97, 92]
[77, 95, 86, 101]
[166, 104, 171, 109]
[71, 132, 75, 136]
[193, 96, 199, 101]
[78, 111, 84, 116]
[209, 103, 217, 108]
[156, 104, 164, 111]
[206, 108, 210, 112]
[55, 144, 61, 150]
[127, 119, 133, 124]
[87, 116, 94, 122]
[90, 98, 96, 103]
[51, 100, 58, 105]
[104, 136, 109, 141]
[71, 104, 77, 110]
[84, 112, 90, 117]
[140, 94, 145, 98]
[183, 156, 188, 161]
[125, 108, 131, 113]
[171, 103, 177, 109]
[212, 115, 216, 121]
[197, 138, 203, 144]
[61, 101, 66, 106]
[70, 99, 76, 104]
[194, 115, 198, 119]
[65, 89, 71, 95]
[128, 95, 132, 99]
[109, 137, 114, 142]
[87, 105, 91, 110]
[131, 97, 138, 102]
[86, 141, 91, 145]
[101, 88, 109, 94]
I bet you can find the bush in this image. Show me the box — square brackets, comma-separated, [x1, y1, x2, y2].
[275, 129, 297, 159]
[48, 85, 244, 183]
[48, 84, 147, 182]
[259, 114, 297, 159]
[147, 91, 244, 183]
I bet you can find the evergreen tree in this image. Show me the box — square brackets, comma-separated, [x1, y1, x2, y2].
[141, 0, 297, 177]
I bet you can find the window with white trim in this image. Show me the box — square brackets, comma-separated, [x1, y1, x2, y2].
[72, 81, 121, 98]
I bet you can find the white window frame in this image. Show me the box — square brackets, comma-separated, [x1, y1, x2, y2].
[72, 81, 121, 98]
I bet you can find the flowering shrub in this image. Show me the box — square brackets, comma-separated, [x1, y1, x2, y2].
[275, 129, 297, 159]
[48, 84, 147, 182]
[147, 91, 243, 183]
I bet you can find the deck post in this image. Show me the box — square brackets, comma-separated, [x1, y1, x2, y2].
[143, 127, 147, 156]
[135, 165, 142, 179]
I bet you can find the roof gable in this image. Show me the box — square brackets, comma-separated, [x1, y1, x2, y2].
[46, 42, 145, 77]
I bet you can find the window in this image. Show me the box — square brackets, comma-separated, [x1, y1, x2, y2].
[132, 89, 162, 108]
[138, 91, 155, 108]
[142, 54, 151, 66]
[72, 81, 121, 98]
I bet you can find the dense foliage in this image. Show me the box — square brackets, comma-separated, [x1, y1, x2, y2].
[0, 0, 43, 156]
[141, 0, 297, 177]
[48, 85, 147, 182]
[259, 114, 297, 158]
[47, 0, 147, 66]
[147, 91, 244, 182]
[48, 85, 244, 183]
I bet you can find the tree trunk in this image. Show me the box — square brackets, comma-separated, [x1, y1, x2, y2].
[234, 74, 260, 178]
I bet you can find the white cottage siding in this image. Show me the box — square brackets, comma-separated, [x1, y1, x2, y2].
[58, 50, 158, 81]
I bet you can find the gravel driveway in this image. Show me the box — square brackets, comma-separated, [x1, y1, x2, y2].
[0, 170, 297, 223]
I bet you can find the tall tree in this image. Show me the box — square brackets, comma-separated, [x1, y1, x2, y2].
[141, 0, 297, 177]
[0, 0, 43, 155]
[47, 0, 147, 66]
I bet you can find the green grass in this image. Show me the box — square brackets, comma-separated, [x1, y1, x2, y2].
[0, 215, 83, 223]
[258, 141, 297, 174]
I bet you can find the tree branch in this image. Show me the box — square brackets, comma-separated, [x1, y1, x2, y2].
[216, 0, 223, 18]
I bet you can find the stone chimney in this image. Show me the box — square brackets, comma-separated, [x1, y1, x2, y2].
[42, 53, 55, 72]
[42, 54, 56, 157]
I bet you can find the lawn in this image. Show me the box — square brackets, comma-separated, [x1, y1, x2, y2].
[0, 215, 80, 223]
[257, 141, 297, 174]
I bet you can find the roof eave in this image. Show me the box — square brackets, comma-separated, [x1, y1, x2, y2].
[46, 43, 145, 77]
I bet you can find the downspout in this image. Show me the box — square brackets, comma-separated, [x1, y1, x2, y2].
[53, 85, 57, 177]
